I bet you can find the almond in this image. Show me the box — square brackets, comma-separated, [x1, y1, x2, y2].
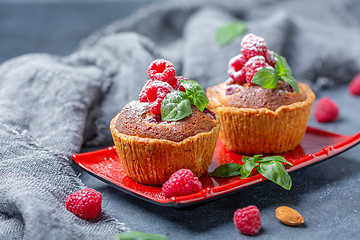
[275, 206, 304, 226]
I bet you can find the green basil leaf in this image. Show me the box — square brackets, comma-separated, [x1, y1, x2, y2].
[274, 53, 292, 76]
[256, 161, 292, 190]
[251, 67, 278, 89]
[181, 80, 209, 112]
[240, 160, 259, 179]
[208, 163, 242, 177]
[280, 75, 300, 93]
[161, 91, 192, 121]
[216, 22, 246, 46]
[258, 156, 293, 166]
[118, 231, 168, 240]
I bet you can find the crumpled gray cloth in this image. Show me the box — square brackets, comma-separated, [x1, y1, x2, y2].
[0, 0, 359, 239]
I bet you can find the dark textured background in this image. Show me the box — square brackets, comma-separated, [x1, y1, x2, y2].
[1, 0, 360, 239]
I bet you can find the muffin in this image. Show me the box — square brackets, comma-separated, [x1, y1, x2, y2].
[110, 59, 220, 186]
[207, 34, 315, 155]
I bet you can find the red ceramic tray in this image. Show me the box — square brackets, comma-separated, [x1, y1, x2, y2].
[72, 127, 360, 207]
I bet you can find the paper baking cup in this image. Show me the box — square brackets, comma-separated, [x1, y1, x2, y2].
[110, 116, 220, 186]
[208, 84, 315, 155]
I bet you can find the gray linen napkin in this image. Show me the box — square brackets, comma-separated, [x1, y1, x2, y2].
[0, 0, 359, 239]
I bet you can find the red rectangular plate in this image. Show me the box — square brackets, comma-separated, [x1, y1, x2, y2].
[72, 127, 360, 207]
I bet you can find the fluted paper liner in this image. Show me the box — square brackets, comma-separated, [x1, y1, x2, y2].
[110, 116, 220, 186]
[207, 83, 315, 155]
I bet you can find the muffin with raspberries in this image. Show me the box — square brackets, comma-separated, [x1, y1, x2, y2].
[207, 34, 315, 155]
[110, 59, 220, 186]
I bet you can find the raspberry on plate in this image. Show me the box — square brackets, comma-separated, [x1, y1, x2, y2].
[244, 56, 267, 84]
[228, 54, 247, 83]
[241, 34, 268, 60]
[145, 80, 174, 115]
[349, 74, 360, 96]
[148, 59, 176, 84]
[65, 188, 102, 220]
[161, 169, 202, 197]
[233, 205, 261, 236]
[314, 97, 339, 122]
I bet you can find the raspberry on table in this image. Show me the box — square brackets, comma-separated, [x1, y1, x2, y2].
[65, 188, 102, 220]
[244, 56, 267, 83]
[227, 54, 247, 83]
[145, 80, 173, 115]
[161, 169, 202, 197]
[241, 34, 268, 60]
[233, 205, 261, 236]
[314, 97, 339, 122]
[148, 59, 176, 83]
[349, 74, 360, 96]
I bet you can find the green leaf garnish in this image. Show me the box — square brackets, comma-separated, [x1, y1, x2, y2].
[208, 155, 293, 190]
[118, 231, 168, 240]
[216, 22, 246, 46]
[251, 53, 300, 93]
[208, 163, 241, 177]
[161, 91, 192, 121]
[181, 80, 209, 112]
[257, 160, 292, 190]
[251, 68, 278, 89]
[280, 75, 300, 94]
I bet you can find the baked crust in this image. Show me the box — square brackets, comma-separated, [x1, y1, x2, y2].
[207, 81, 315, 154]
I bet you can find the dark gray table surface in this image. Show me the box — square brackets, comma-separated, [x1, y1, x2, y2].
[1, 1, 360, 239]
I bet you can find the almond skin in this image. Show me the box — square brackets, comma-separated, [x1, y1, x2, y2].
[275, 206, 304, 226]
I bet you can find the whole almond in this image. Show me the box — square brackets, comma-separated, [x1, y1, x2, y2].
[275, 206, 304, 226]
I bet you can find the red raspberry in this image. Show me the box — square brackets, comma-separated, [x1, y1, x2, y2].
[161, 169, 202, 197]
[148, 59, 176, 84]
[233, 205, 261, 236]
[265, 50, 276, 67]
[227, 54, 247, 83]
[65, 188, 102, 220]
[244, 56, 267, 84]
[145, 80, 173, 115]
[241, 34, 268, 60]
[139, 80, 152, 102]
[349, 74, 360, 95]
[173, 76, 188, 92]
[314, 97, 339, 122]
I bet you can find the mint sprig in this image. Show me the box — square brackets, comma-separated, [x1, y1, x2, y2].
[118, 231, 168, 240]
[216, 22, 247, 46]
[208, 155, 293, 190]
[251, 53, 300, 93]
[161, 80, 209, 121]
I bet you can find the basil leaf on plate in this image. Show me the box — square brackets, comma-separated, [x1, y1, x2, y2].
[118, 231, 168, 240]
[258, 156, 293, 166]
[181, 80, 209, 112]
[161, 90, 192, 121]
[240, 159, 259, 179]
[216, 22, 246, 46]
[256, 160, 292, 190]
[208, 163, 242, 177]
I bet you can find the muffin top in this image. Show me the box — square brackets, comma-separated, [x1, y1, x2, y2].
[208, 79, 308, 111]
[114, 101, 217, 142]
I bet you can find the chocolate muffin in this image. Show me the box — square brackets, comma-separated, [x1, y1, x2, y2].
[207, 34, 315, 155]
[110, 59, 220, 186]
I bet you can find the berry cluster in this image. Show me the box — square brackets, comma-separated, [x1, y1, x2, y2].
[228, 34, 275, 84]
[139, 59, 187, 115]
